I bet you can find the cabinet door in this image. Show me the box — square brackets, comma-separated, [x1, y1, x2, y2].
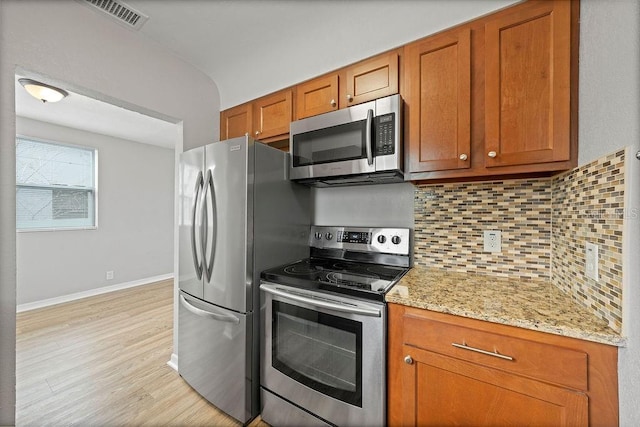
[220, 102, 252, 140]
[296, 74, 339, 119]
[405, 28, 471, 173]
[343, 51, 399, 107]
[401, 345, 588, 427]
[253, 89, 293, 141]
[484, 0, 571, 168]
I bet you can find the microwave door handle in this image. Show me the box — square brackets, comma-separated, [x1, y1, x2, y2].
[365, 108, 374, 166]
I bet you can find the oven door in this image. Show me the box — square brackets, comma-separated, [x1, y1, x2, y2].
[289, 100, 377, 181]
[260, 282, 385, 427]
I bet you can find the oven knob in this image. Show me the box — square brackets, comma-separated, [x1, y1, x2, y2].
[325, 232, 333, 241]
[377, 235, 386, 244]
[314, 232, 322, 240]
[391, 235, 401, 245]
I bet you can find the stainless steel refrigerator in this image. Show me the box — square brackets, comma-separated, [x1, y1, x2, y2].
[178, 135, 310, 424]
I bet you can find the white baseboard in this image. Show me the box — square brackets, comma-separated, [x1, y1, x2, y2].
[167, 353, 178, 371]
[17, 273, 174, 312]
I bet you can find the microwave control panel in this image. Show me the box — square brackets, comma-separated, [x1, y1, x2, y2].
[374, 113, 395, 156]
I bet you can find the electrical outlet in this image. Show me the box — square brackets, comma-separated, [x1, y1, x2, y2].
[483, 230, 501, 253]
[585, 242, 599, 281]
[106, 270, 114, 280]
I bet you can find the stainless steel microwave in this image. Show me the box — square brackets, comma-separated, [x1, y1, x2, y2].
[289, 94, 403, 186]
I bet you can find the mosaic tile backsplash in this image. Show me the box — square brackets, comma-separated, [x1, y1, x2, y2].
[552, 149, 625, 333]
[414, 179, 552, 279]
[414, 149, 626, 333]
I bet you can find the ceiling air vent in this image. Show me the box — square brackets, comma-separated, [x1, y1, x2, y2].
[79, 0, 149, 31]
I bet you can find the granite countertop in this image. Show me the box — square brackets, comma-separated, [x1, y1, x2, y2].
[387, 266, 625, 347]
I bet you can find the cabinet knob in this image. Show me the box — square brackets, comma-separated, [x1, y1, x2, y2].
[487, 151, 497, 158]
[330, 99, 337, 107]
[636, 150, 640, 160]
[347, 94, 353, 102]
[255, 131, 260, 136]
[459, 153, 468, 161]
[404, 355, 414, 365]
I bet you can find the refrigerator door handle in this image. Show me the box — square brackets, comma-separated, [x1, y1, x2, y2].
[179, 294, 240, 324]
[190, 171, 204, 280]
[201, 169, 217, 282]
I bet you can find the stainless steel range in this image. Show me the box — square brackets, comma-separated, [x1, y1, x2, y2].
[260, 226, 411, 427]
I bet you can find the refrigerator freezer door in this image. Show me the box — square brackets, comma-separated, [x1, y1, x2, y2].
[204, 137, 250, 313]
[178, 291, 250, 423]
[178, 147, 205, 299]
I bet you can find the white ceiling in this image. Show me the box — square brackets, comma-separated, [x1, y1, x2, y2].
[15, 75, 178, 149]
[15, 0, 519, 149]
[128, 0, 518, 109]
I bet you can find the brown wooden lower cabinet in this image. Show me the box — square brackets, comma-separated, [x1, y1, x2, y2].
[387, 304, 619, 427]
[401, 344, 587, 426]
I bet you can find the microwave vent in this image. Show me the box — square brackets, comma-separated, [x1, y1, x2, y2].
[78, 0, 149, 30]
[302, 171, 405, 187]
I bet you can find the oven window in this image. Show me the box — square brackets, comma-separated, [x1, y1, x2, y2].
[272, 300, 362, 407]
[292, 119, 367, 167]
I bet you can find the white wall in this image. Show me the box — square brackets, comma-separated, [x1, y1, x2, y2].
[578, 1, 640, 426]
[313, 183, 415, 229]
[0, 0, 220, 423]
[15, 117, 174, 305]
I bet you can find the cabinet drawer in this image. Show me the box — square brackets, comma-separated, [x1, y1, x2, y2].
[403, 313, 588, 391]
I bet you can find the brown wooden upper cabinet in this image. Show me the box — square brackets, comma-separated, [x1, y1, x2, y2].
[342, 51, 399, 107]
[296, 51, 400, 120]
[252, 89, 293, 142]
[404, 0, 577, 180]
[220, 102, 252, 140]
[404, 27, 471, 173]
[484, 0, 572, 168]
[296, 75, 339, 120]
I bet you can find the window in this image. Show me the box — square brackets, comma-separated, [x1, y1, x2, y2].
[16, 137, 97, 230]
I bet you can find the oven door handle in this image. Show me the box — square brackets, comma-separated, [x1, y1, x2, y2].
[260, 284, 381, 317]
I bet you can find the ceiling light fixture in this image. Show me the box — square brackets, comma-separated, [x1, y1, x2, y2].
[18, 78, 69, 103]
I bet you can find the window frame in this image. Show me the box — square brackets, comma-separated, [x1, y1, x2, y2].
[16, 135, 99, 232]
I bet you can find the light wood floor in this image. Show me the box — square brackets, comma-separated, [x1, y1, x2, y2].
[16, 279, 269, 426]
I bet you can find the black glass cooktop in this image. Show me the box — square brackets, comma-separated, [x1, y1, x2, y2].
[261, 257, 409, 302]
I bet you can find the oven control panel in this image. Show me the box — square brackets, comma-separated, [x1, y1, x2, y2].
[337, 231, 371, 244]
[310, 226, 410, 256]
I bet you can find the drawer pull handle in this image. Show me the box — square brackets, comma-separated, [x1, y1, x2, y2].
[452, 342, 514, 361]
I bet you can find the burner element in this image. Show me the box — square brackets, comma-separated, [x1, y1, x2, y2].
[283, 262, 315, 275]
[325, 272, 375, 288]
[365, 264, 405, 276]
